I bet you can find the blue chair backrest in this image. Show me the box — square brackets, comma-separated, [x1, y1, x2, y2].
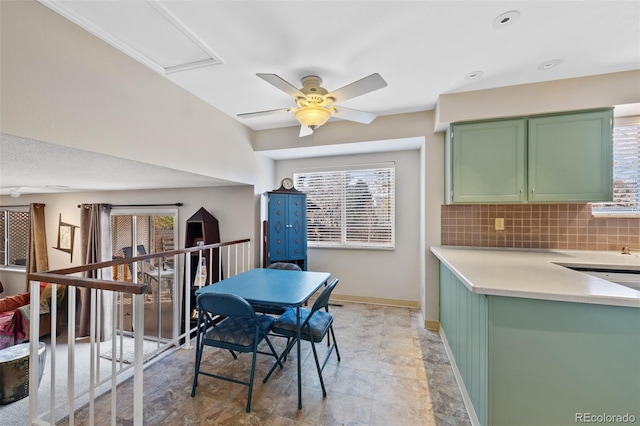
[268, 262, 302, 271]
[311, 278, 339, 314]
[122, 245, 147, 258]
[122, 245, 152, 274]
[197, 293, 256, 319]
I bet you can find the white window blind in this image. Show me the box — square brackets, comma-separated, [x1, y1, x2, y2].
[294, 163, 395, 249]
[592, 117, 640, 216]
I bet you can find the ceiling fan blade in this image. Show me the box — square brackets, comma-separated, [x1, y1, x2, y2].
[326, 73, 387, 103]
[237, 107, 291, 119]
[299, 125, 313, 137]
[257, 73, 306, 99]
[333, 106, 377, 124]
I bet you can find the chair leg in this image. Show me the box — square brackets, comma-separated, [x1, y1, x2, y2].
[246, 348, 258, 412]
[263, 337, 296, 383]
[191, 340, 203, 397]
[330, 326, 340, 361]
[282, 337, 292, 362]
[165, 278, 173, 302]
[154, 280, 160, 308]
[263, 335, 284, 369]
[309, 339, 327, 397]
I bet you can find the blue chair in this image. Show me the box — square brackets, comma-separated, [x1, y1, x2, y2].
[123, 245, 172, 304]
[122, 244, 154, 277]
[263, 278, 340, 397]
[251, 262, 302, 315]
[190, 293, 280, 412]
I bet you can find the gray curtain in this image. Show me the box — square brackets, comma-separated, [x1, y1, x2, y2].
[78, 203, 113, 341]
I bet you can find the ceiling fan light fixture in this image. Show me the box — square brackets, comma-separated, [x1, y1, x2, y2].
[240, 72, 386, 136]
[294, 106, 334, 130]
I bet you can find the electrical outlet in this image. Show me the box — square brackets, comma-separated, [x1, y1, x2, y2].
[495, 218, 505, 231]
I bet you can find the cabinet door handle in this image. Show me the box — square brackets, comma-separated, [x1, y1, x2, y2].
[531, 188, 536, 193]
[519, 188, 523, 193]
[286, 224, 293, 228]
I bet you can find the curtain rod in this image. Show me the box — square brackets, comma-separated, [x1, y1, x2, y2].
[77, 203, 183, 208]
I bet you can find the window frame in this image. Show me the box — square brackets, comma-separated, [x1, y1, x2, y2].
[294, 162, 396, 250]
[591, 115, 640, 217]
[0, 206, 30, 269]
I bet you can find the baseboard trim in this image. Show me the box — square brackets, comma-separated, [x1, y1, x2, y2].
[439, 328, 481, 426]
[330, 294, 419, 309]
[424, 320, 440, 332]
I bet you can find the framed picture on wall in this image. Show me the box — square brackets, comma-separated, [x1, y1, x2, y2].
[54, 213, 78, 261]
[59, 223, 72, 250]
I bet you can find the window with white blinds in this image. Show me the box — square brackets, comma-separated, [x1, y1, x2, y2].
[591, 117, 640, 216]
[0, 207, 29, 268]
[294, 163, 395, 249]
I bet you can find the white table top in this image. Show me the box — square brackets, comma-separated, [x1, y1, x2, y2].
[430, 246, 640, 308]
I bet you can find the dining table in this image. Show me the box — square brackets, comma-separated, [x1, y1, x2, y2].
[194, 267, 331, 409]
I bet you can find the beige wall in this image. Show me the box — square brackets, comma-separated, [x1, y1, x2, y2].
[253, 111, 431, 152]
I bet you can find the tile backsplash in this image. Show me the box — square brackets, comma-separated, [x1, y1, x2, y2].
[441, 204, 640, 251]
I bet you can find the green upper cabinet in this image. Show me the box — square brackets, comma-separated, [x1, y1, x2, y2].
[446, 109, 613, 204]
[528, 110, 613, 202]
[448, 119, 526, 203]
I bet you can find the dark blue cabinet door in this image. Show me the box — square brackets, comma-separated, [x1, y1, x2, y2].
[268, 194, 289, 261]
[267, 192, 307, 269]
[286, 194, 306, 260]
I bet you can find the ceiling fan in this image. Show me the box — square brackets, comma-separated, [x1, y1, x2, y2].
[238, 73, 387, 137]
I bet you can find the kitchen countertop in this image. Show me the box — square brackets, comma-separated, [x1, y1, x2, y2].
[431, 246, 640, 308]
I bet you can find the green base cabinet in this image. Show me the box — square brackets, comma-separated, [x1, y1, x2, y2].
[445, 109, 613, 204]
[439, 263, 640, 426]
[440, 263, 489, 425]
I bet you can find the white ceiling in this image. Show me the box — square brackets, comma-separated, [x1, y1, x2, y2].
[2, 1, 639, 196]
[40, 0, 640, 131]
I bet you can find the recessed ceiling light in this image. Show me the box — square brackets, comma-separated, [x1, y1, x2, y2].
[493, 10, 520, 29]
[465, 71, 484, 81]
[537, 59, 562, 71]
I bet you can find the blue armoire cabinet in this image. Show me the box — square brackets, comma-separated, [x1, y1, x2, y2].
[263, 187, 307, 270]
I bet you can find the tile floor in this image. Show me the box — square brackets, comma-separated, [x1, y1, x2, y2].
[70, 302, 471, 425]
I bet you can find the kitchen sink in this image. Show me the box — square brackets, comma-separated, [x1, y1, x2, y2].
[569, 267, 640, 291]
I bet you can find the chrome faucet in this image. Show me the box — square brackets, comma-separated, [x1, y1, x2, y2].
[621, 246, 640, 255]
